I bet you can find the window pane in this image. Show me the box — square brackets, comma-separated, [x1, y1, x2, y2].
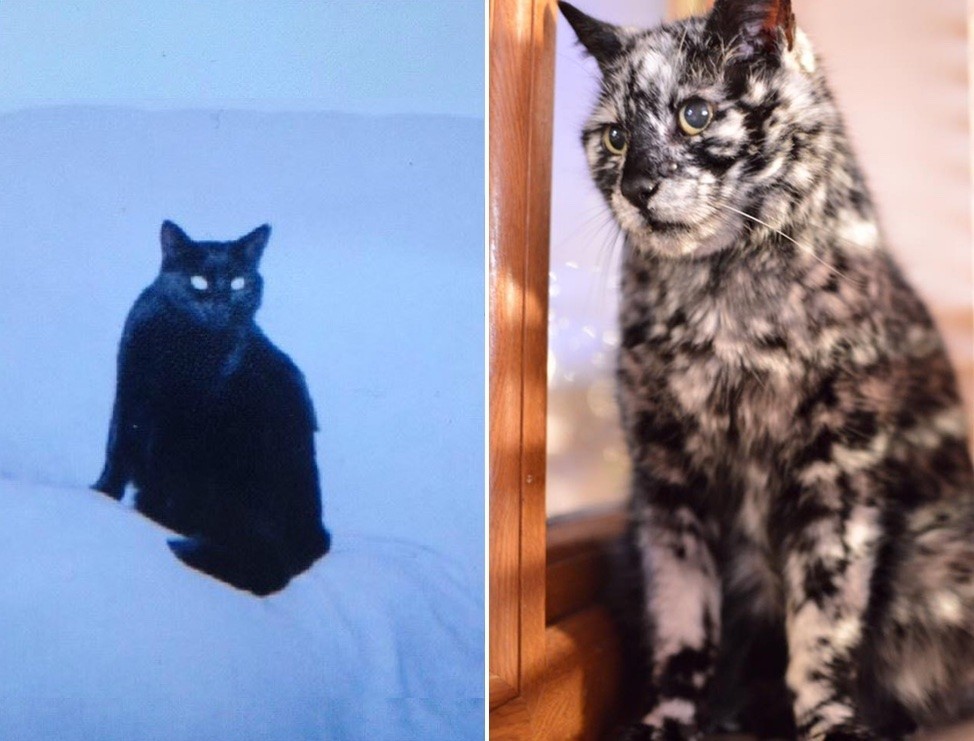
[547, 1, 668, 518]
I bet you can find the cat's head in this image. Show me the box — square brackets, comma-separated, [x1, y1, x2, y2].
[561, 0, 837, 259]
[157, 221, 270, 329]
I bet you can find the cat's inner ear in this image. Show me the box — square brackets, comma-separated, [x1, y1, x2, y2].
[236, 224, 271, 266]
[707, 0, 796, 58]
[160, 220, 193, 263]
[559, 2, 625, 74]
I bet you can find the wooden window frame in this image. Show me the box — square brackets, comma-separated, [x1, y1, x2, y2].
[488, 1, 710, 737]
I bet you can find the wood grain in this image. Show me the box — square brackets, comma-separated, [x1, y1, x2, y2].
[548, 509, 628, 563]
[533, 606, 623, 740]
[489, 0, 558, 722]
[547, 509, 627, 625]
[546, 547, 605, 626]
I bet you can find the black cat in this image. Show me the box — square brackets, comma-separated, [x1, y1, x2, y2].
[94, 221, 330, 596]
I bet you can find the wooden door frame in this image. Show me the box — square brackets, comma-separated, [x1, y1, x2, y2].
[488, 0, 713, 737]
[488, 0, 553, 722]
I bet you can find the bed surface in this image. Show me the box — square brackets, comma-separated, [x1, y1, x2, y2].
[0, 478, 481, 740]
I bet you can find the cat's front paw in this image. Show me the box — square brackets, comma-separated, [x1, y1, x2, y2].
[616, 720, 701, 741]
[168, 537, 290, 596]
[91, 474, 124, 500]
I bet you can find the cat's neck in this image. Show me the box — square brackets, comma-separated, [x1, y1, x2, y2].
[625, 118, 885, 301]
[621, 141, 888, 369]
[747, 120, 882, 261]
[149, 293, 257, 376]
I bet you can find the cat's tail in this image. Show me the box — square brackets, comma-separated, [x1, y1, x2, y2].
[168, 537, 292, 596]
[168, 527, 330, 597]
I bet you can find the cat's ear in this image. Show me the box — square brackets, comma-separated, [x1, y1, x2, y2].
[237, 224, 271, 265]
[707, 0, 795, 59]
[160, 220, 192, 262]
[559, 2, 625, 74]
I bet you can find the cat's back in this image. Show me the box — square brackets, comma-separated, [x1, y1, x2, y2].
[232, 329, 318, 432]
[117, 283, 189, 372]
[119, 282, 169, 342]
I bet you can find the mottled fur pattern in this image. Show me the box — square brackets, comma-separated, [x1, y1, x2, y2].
[561, 1, 974, 738]
[94, 221, 330, 596]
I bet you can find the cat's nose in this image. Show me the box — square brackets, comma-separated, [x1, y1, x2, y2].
[620, 176, 660, 209]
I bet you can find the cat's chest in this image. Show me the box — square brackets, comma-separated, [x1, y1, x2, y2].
[665, 348, 802, 461]
[129, 316, 248, 402]
[619, 270, 806, 448]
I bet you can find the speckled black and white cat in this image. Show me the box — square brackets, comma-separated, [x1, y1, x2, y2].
[561, 1, 974, 738]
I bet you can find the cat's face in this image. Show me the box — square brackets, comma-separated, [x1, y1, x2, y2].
[157, 221, 269, 330]
[563, 0, 835, 259]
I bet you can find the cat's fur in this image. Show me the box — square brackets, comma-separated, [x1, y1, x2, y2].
[94, 221, 330, 596]
[561, 1, 974, 738]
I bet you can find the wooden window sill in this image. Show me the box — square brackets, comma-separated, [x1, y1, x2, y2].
[491, 509, 628, 739]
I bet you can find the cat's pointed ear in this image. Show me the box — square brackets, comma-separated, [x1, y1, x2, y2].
[160, 220, 192, 262]
[237, 224, 271, 265]
[707, 0, 795, 59]
[559, 2, 625, 74]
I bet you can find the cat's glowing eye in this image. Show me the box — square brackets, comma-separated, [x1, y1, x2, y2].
[678, 98, 715, 136]
[231, 277, 246, 291]
[190, 275, 208, 291]
[601, 125, 628, 155]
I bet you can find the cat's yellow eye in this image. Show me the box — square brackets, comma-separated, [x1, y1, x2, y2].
[602, 125, 627, 155]
[190, 275, 208, 291]
[231, 277, 246, 291]
[678, 98, 714, 136]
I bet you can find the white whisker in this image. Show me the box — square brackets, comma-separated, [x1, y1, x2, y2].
[592, 219, 625, 307]
[713, 202, 865, 289]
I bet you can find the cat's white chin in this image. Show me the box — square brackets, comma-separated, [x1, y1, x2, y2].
[625, 211, 744, 260]
[611, 191, 745, 259]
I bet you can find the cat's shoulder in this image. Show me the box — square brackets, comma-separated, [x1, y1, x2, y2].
[119, 283, 170, 339]
[248, 330, 302, 376]
[246, 332, 317, 423]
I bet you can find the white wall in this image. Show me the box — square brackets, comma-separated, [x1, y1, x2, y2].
[0, 1, 483, 117]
